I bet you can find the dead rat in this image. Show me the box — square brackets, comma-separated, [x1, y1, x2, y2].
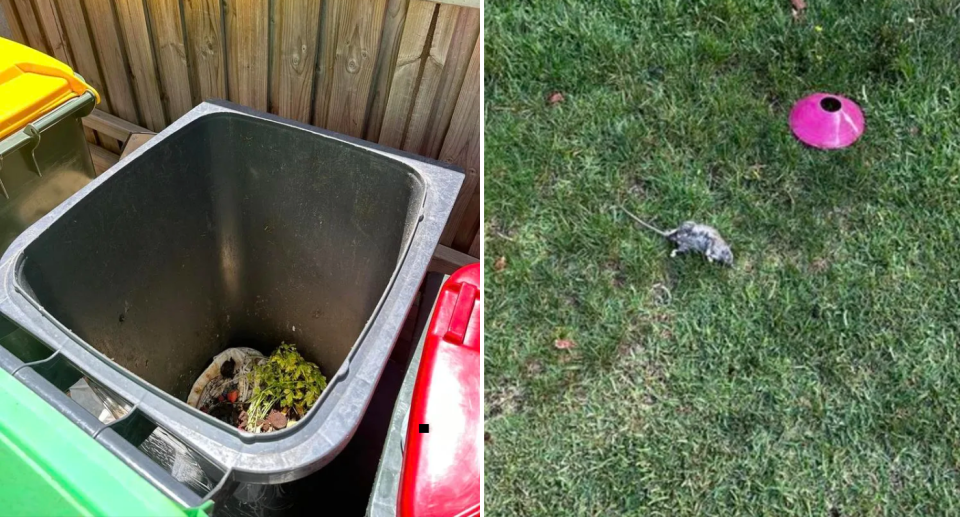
[621, 207, 734, 266]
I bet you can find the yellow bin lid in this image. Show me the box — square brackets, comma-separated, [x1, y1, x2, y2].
[0, 37, 100, 140]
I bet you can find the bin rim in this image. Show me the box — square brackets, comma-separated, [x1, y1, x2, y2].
[0, 101, 464, 488]
[0, 91, 97, 158]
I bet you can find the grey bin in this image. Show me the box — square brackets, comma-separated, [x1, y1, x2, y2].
[0, 102, 462, 494]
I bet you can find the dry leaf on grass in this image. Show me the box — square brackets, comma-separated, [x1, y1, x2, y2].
[547, 91, 565, 105]
[554, 338, 576, 350]
[791, 0, 806, 19]
[494, 256, 507, 271]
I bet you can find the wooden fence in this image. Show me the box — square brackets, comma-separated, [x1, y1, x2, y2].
[0, 0, 480, 256]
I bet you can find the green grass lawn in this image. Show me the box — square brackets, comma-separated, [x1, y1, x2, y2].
[484, 1, 960, 515]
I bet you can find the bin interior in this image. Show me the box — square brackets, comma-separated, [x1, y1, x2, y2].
[15, 112, 425, 401]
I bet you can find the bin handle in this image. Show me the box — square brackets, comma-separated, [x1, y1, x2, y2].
[0, 92, 97, 179]
[22, 125, 42, 177]
[203, 467, 240, 509]
[0, 123, 45, 199]
[0, 155, 8, 199]
[11, 63, 101, 105]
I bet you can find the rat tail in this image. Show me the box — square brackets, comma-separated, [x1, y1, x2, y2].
[621, 206, 668, 237]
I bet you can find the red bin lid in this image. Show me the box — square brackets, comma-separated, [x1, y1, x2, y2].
[398, 264, 481, 517]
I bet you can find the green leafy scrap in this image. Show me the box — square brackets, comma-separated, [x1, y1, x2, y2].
[245, 343, 327, 433]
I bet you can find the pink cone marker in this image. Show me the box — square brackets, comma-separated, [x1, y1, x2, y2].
[789, 93, 865, 149]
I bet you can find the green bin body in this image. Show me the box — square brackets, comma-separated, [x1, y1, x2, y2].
[0, 365, 210, 516]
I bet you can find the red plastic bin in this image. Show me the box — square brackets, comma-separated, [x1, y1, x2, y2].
[398, 264, 481, 517]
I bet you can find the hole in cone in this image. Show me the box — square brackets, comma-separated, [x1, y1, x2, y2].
[820, 97, 841, 112]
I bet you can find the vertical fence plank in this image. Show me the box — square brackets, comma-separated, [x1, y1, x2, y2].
[438, 35, 480, 247]
[85, 0, 141, 129]
[400, 3, 456, 154]
[56, 0, 109, 109]
[35, 0, 103, 145]
[442, 166, 479, 247]
[376, 0, 434, 149]
[468, 230, 479, 258]
[11, 0, 49, 53]
[33, 0, 70, 62]
[363, 0, 409, 142]
[419, 6, 479, 158]
[114, 0, 166, 130]
[1, 1, 27, 44]
[64, 0, 118, 151]
[147, 0, 194, 121]
[453, 188, 479, 252]
[270, 0, 322, 123]
[313, 0, 388, 137]
[311, 0, 334, 127]
[183, 0, 226, 102]
[225, 0, 268, 112]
